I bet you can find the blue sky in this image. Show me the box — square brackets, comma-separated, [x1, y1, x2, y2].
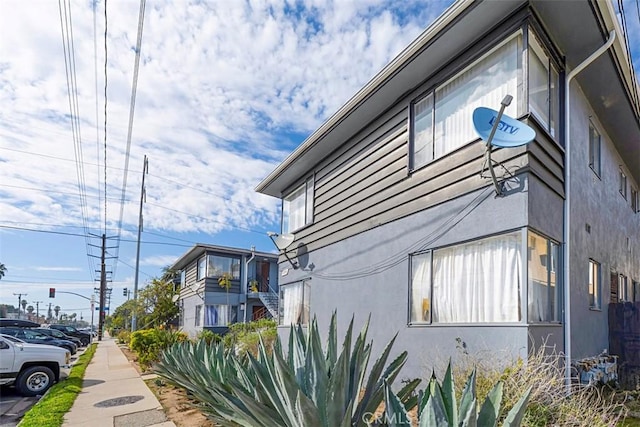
[1, 0, 639, 319]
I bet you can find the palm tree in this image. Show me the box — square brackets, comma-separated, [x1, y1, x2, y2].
[27, 305, 34, 320]
[21, 300, 27, 315]
[54, 305, 60, 320]
[0, 263, 6, 280]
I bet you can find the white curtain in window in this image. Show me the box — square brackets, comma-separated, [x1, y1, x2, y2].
[281, 283, 303, 325]
[205, 305, 231, 326]
[432, 233, 521, 322]
[434, 35, 520, 158]
[410, 252, 432, 323]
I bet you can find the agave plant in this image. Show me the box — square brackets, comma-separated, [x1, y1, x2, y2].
[154, 312, 419, 426]
[383, 362, 531, 426]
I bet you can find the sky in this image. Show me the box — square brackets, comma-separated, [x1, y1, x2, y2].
[1, 0, 639, 322]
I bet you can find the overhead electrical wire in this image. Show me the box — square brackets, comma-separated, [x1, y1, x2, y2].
[58, 0, 98, 280]
[309, 186, 494, 281]
[111, 0, 147, 280]
[93, 0, 103, 234]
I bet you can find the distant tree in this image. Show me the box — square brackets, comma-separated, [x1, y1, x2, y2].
[21, 300, 27, 314]
[54, 305, 60, 320]
[0, 263, 6, 280]
[27, 305, 34, 316]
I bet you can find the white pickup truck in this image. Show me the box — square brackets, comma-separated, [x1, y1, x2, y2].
[0, 335, 71, 396]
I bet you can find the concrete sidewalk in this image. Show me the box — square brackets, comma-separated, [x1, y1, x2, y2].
[63, 337, 175, 427]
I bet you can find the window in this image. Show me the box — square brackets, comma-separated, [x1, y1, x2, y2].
[528, 29, 560, 137]
[279, 281, 310, 326]
[588, 121, 601, 177]
[195, 305, 202, 327]
[410, 34, 521, 170]
[620, 168, 627, 199]
[207, 255, 240, 279]
[204, 305, 237, 326]
[282, 176, 314, 233]
[409, 26, 561, 171]
[588, 260, 601, 310]
[618, 275, 631, 302]
[527, 231, 560, 322]
[180, 270, 186, 287]
[631, 188, 638, 213]
[197, 257, 206, 281]
[410, 231, 522, 323]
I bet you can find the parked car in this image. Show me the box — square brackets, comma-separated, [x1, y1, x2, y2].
[0, 318, 40, 327]
[0, 327, 77, 355]
[35, 328, 83, 348]
[48, 324, 91, 346]
[0, 335, 70, 396]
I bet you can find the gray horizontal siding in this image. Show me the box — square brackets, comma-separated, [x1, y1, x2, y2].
[185, 262, 197, 287]
[204, 278, 241, 294]
[524, 118, 565, 198]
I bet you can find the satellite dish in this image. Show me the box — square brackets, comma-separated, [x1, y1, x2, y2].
[171, 294, 180, 303]
[190, 283, 200, 293]
[473, 107, 536, 148]
[273, 233, 295, 251]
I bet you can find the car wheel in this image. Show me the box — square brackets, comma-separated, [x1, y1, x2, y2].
[81, 337, 90, 346]
[15, 366, 55, 396]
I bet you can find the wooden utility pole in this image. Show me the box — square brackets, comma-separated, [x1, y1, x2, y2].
[131, 155, 148, 332]
[98, 233, 107, 341]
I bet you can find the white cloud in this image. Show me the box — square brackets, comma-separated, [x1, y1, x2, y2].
[0, 0, 447, 241]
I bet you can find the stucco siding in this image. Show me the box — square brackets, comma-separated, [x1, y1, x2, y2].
[568, 81, 640, 360]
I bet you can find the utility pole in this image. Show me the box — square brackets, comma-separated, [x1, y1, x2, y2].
[33, 301, 43, 323]
[131, 155, 148, 332]
[98, 233, 107, 341]
[13, 293, 26, 319]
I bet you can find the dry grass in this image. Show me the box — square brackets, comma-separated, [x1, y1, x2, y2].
[448, 342, 627, 426]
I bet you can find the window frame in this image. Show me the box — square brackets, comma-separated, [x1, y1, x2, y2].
[408, 19, 563, 173]
[631, 187, 638, 213]
[588, 120, 601, 177]
[282, 175, 314, 233]
[204, 304, 238, 327]
[206, 254, 241, 280]
[620, 168, 627, 200]
[279, 281, 310, 326]
[195, 304, 202, 327]
[408, 228, 562, 326]
[618, 274, 630, 302]
[588, 259, 602, 310]
[197, 257, 206, 281]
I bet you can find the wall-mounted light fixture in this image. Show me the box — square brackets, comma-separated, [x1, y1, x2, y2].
[267, 232, 298, 269]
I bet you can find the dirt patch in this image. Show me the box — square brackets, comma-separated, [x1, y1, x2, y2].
[117, 344, 214, 427]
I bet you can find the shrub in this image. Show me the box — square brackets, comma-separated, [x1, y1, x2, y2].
[117, 330, 131, 345]
[196, 329, 221, 345]
[223, 318, 277, 356]
[130, 328, 188, 370]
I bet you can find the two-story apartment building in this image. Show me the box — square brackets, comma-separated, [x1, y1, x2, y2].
[170, 244, 279, 337]
[256, 0, 640, 378]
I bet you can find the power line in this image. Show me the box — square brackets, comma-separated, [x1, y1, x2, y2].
[112, 0, 146, 280]
[93, 0, 103, 235]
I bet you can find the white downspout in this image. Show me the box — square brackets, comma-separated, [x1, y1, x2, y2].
[564, 30, 616, 387]
[244, 246, 256, 323]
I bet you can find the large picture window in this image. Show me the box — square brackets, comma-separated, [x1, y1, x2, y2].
[282, 176, 314, 233]
[279, 281, 310, 326]
[205, 304, 237, 326]
[409, 25, 561, 171]
[410, 231, 522, 323]
[410, 229, 561, 324]
[207, 255, 240, 279]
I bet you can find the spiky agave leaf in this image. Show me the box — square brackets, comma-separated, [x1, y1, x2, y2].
[384, 379, 412, 427]
[502, 386, 532, 427]
[477, 380, 503, 427]
[458, 368, 477, 424]
[441, 361, 458, 426]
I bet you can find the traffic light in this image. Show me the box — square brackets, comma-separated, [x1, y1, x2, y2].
[123, 288, 128, 297]
[49, 288, 55, 298]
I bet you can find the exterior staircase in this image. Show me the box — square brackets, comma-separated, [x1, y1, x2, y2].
[258, 291, 279, 319]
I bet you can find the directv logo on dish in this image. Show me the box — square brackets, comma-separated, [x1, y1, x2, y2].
[488, 116, 519, 135]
